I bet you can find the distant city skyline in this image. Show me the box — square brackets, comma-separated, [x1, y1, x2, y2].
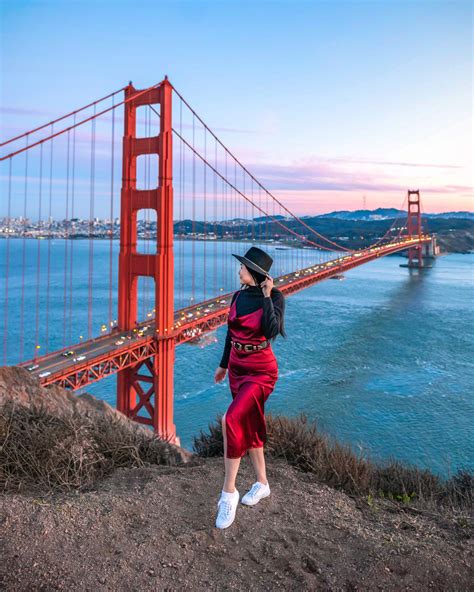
[1, 0, 472, 216]
[1, 204, 471, 228]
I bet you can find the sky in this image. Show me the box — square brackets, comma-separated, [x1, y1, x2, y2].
[1, 0, 473, 217]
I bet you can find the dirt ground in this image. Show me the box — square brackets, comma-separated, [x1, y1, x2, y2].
[1, 456, 472, 592]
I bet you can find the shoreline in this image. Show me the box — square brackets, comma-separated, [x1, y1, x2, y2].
[1, 235, 472, 255]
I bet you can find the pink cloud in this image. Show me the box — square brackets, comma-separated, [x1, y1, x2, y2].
[329, 156, 461, 170]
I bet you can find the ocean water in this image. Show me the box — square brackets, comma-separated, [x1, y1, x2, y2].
[1, 238, 473, 478]
[171, 251, 474, 479]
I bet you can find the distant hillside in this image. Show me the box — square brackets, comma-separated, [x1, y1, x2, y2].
[174, 209, 474, 253]
[313, 208, 474, 221]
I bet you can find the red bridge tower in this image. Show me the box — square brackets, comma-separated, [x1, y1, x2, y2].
[406, 189, 424, 268]
[117, 77, 179, 445]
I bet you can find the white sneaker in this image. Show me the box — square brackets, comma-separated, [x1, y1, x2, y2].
[215, 489, 240, 529]
[241, 481, 270, 506]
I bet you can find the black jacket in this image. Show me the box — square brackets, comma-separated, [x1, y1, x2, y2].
[219, 286, 285, 369]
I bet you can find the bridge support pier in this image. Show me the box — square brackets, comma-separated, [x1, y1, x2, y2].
[422, 236, 439, 258]
[117, 78, 179, 446]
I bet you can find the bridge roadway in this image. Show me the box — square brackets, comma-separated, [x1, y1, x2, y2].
[18, 236, 432, 389]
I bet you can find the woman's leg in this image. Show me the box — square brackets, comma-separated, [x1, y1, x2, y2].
[221, 411, 241, 493]
[247, 384, 272, 484]
[222, 381, 270, 492]
[247, 446, 268, 485]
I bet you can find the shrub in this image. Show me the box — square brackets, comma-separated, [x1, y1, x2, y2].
[0, 399, 192, 493]
[192, 411, 473, 511]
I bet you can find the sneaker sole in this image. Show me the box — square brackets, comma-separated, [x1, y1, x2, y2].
[240, 489, 270, 506]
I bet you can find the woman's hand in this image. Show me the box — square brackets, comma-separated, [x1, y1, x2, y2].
[260, 275, 274, 298]
[215, 366, 227, 383]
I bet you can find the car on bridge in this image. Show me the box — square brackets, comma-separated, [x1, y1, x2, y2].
[61, 350, 75, 357]
[27, 364, 39, 371]
[39, 370, 51, 378]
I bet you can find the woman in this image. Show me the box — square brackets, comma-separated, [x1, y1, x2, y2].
[214, 246, 287, 529]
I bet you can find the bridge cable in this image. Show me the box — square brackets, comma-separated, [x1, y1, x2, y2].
[45, 125, 54, 354]
[63, 128, 71, 347]
[0, 81, 164, 161]
[169, 85, 354, 253]
[3, 159, 12, 364]
[69, 115, 77, 345]
[35, 143, 44, 357]
[19, 134, 30, 361]
[149, 105, 348, 254]
[0, 87, 127, 148]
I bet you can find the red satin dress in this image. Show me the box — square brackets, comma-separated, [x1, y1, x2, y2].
[225, 290, 279, 459]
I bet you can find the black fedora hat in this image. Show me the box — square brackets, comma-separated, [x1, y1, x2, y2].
[232, 246, 273, 278]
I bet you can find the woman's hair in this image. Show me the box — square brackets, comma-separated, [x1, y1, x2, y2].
[248, 268, 267, 289]
[247, 268, 287, 340]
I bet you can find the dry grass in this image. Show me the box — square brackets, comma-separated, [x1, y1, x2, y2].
[193, 412, 473, 512]
[0, 399, 193, 494]
[2, 397, 471, 513]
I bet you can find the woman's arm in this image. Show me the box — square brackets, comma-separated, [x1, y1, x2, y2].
[218, 292, 238, 368]
[219, 329, 232, 369]
[261, 290, 285, 339]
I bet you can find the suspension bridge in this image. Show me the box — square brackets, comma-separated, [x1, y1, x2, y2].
[0, 77, 437, 446]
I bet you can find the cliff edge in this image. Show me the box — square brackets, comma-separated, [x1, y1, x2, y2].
[0, 367, 471, 591]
